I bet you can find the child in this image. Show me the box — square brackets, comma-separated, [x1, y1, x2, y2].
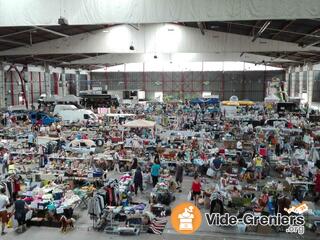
[191, 175, 201, 207]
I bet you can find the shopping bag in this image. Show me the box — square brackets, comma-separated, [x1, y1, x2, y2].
[187, 191, 193, 201]
[25, 210, 33, 221]
[206, 168, 214, 177]
[13, 218, 19, 230]
[7, 218, 13, 228]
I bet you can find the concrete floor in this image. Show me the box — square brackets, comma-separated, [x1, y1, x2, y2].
[2, 173, 319, 240]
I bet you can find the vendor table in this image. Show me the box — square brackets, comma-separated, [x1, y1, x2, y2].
[285, 177, 315, 192]
[285, 177, 314, 186]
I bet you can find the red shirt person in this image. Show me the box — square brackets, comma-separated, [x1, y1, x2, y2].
[191, 175, 202, 207]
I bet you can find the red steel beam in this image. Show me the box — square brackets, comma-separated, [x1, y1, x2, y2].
[10, 71, 14, 105]
[53, 72, 59, 95]
[6, 65, 29, 108]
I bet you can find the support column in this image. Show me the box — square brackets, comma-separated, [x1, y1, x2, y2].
[86, 72, 91, 91]
[123, 64, 128, 91]
[307, 64, 314, 106]
[38, 72, 42, 96]
[23, 67, 30, 109]
[201, 63, 204, 96]
[299, 68, 303, 98]
[291, 69, 296, 97]
[263, 68, 267, 99]
[180, 72, 185, 100]
[221, 72, 225, 100]
[61, 68, 67, 96]
[53, 72, 59, 95]
[285, 70, 290, 97]
[44, 64, 51, 97]
[75, 70, 80, 96]
[0, 64, 5, 108]
[30, 72, 34, 105]
[10, 71, 14, 105]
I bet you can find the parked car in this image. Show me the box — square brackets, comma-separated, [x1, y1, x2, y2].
[63, 139, 96, 154]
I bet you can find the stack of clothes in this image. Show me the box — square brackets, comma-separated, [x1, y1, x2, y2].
[148, 218, 168, 235]
[150, 181, 175, 206]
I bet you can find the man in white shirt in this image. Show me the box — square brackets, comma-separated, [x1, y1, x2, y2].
[236, 141, 243, 152]
[0, 188, 9, 235]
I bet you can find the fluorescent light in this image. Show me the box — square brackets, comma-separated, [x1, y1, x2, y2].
[103, 30, 109, 33]
[258, 21, 271, 35]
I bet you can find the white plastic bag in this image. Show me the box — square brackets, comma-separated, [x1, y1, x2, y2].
[206, 168, 214, 177]
[25, 210, 33, 221]
[187, 191, 192, 201]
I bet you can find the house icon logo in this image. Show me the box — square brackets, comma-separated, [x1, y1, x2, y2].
[171, 202, 202, 234]
[178, 206, 194, 230]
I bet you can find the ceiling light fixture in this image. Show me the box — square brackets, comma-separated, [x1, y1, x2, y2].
[58, 17, 69, 26]
[252, 21, 271, 42]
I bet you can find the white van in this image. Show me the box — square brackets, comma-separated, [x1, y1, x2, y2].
[57, 109, 98, 123]
[53, 104, 79, 116]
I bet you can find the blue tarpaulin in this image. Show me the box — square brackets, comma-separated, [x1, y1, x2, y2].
[190, 98, 219, 105]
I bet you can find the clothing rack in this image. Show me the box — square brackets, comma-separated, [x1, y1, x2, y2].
[87, 191, 97, 231]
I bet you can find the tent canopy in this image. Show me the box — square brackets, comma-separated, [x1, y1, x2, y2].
[123, 119, 156, 128]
